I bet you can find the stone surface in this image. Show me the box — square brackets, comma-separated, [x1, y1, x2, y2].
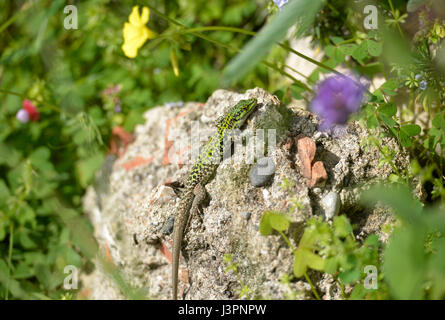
[320, 191, 340, 220]
[81, 87, 410, 300]
[249, 157, 276, 187]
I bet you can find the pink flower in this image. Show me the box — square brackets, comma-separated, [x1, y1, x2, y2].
[22, 100, 40, 122]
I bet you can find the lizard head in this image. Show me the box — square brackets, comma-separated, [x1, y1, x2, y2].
[226, 98, 258, 129]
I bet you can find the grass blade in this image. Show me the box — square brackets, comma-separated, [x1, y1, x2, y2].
[222, 0, 324, 84]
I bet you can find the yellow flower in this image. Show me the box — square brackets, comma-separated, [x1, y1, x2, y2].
[122, 6, 156, 58]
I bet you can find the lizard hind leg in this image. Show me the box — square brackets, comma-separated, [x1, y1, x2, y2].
[186, 184, 208, 229]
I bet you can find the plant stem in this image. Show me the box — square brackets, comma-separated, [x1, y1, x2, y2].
[304, 272, 321, 300]
[179, 26, 255, 36]
[145, 5, 340, 87]
[0, 88, 65, 115]
[277, 42, 341, 75]
[278, 230, 296, 252]
[388, 0, 405, 40]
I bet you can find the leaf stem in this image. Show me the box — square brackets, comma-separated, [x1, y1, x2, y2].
[304, 272, 321, 300]
[0, 88, 65, 115]
[278, 230, 296, 252]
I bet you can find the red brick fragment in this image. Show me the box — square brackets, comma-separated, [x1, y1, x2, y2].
[309, 161, 328, 187]
[297, 136, 316, 182]
[122, 156, 154, 171]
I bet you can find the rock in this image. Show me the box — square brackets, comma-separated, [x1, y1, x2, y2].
[241, 212, 251, 220]
[249, 157, 275, 187]
[320, 191, 340, 220]
[81, 87, 410, 300]
[161, 215, 175, 235]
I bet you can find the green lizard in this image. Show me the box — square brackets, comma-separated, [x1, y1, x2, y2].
[171, 97, 258, 300]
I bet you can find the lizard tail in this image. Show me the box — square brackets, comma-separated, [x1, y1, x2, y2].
[172, 219, 183, 300]
[172, 190, 194, 300]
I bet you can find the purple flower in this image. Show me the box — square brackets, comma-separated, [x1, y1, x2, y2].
[114, 104, 122, 113]
[311, 75, 366, 131]
[273, 0, 289, 10]
[165, 101, 184, 109]
[16, 109, 30, 123]
[419, 80, 427, 90]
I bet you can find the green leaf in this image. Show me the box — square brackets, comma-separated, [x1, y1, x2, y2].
[400, 124, 421, 147]
[399, 130, 412, 147]
[432, 112, 445, 129]
[34, 263, 52, 289]
[324, 45, 335, 57]
[364, 234, 380, 247]
[333, 215, 352, 238]
[290, 83, 305, 99]
[324, 257, 339, 274]
[0, 179, 10, 205]
[351, 41, 368, 62]
[379, 113, 397, 128]
[361, 184, 423, 225]
[268, 213, 290, 232]
[339, 43, 358, 56]
[260, 211, 291, 233]
[222, 0, 323, 84]
[293, 248, 324, 278]
[379, 79, 399, 96]
[0, 142, 21, 167]
[299, 227, 317, 248]
[428, 238, 445, 299]
[259, 212, 272, 236]
[75, 153, 104, 188]
[400, 124, 421, 136]
[19, 230, 37, 249]
[331, 36, 344, 45]
[292, 249, 307, 277]
[384, 227, 426, 299]
[339, 269, 360, 284]
[0, 259, 27, 299]
[13, 261, 34, 279]
[367, 40, 382, 57]
[333, 47, 346, 63]
[377, 103, 397, 117]
[366, 113, 379, 129]
[305, 251, 324, 271]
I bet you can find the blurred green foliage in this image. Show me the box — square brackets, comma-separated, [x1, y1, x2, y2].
[0, 0, 280, 299]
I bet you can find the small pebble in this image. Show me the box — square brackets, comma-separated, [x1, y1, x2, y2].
[241, 212, 251, 220]
[320, 191, 340, 220]
[161, 215, 175, 235]
[313, 132, 322, 141]
[249, 157, 275, 187]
